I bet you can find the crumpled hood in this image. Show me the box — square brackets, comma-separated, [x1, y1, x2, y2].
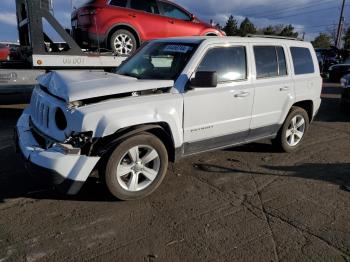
[37, 70, 174, 102]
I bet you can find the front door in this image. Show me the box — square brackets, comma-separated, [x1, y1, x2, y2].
[183, 45, 254, 155]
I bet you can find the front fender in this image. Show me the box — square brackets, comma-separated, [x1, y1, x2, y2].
[79, 94, 184, 148]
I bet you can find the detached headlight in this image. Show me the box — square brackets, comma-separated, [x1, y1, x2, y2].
[65, 131, 93, 148]
[55, 132, 93, 155]
[55, 108, 67, 130]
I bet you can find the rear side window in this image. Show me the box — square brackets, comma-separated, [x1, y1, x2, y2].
[130, 0, 159, 14]
[254, 46, 287, 78]
[158, 1, 191, 21]
[197, 46, 247, 82]
[109, 0, 127, 7]
[290, 47, 315, 75]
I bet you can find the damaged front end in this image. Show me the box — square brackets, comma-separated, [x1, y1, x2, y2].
[16, 109, 100, 195]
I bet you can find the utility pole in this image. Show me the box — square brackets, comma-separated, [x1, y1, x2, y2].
[335, 0, 346, 48]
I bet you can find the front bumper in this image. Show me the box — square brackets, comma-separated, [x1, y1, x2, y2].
[16, 108, 100, 195]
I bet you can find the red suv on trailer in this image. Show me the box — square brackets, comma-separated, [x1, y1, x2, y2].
[72, 0, 225, 55]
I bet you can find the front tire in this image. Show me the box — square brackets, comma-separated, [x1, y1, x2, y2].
[273, 106, 310, 153]
[110, 29, 137, 56]
[105, 133, 168, 200]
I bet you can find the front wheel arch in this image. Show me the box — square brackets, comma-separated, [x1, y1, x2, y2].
[92, 123, 176, 162]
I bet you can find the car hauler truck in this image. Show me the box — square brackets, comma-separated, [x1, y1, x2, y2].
[0, 0, 126, 103]
[14, 0, 127, 69]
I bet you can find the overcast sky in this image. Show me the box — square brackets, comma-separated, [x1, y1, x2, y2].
[0, 0, 348, 42]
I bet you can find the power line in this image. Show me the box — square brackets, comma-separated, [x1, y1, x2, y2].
[264, 6, 341, 20]
[242, 0, 336, 18]
[236, 0, 335, 17]
[294, 23, 338, 29]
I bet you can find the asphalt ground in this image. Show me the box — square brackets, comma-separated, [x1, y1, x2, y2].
[0, 83, 349, 262]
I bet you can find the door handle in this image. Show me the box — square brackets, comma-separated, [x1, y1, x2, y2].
[168, 20, 175, 24]
[234, 91, 250, 98]
[128, 13, 136, 18]
[280, 86, 290, 91]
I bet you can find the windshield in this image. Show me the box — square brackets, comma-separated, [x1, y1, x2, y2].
[116, 42, 198, 80]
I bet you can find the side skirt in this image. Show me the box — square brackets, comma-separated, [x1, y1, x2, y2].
[175, 124, 280, 160]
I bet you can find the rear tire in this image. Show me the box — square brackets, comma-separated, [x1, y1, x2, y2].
[110, 29, 137, 56]
[273, 106, 310, 153]
[105, 133, 168, 200]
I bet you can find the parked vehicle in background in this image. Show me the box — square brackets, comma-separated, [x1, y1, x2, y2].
[340, 74, 350, 112]
[327, 63, 350, 83]
[71, 0, 225, 56]
[316, 51, 324, 73]
[16, 36, 322, 200]
[316, 47, 343, 74]
[0, 44, 10, 61]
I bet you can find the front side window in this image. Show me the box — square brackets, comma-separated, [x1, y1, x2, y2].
[109, 0, 127, 7]
[117, 42, 198, 80]
[290, 47, 315, 75]
[130, 0, 159, 14]
[254, 46, 288, 78]
[158, 1, 191, 21]
[197, 46, 247, 82]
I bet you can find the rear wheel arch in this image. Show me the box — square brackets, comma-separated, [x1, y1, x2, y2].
[292, 100, 314, 122]
[107, 24, 141, 50]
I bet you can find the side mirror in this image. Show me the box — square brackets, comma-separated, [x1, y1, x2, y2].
[190, 13, 196, 21]
[190, 71, 218, 88]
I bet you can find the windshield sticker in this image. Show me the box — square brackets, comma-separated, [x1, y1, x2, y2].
[164, 45, 193, 53]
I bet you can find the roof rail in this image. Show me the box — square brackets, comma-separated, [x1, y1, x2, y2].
[246, 34, 303, 41]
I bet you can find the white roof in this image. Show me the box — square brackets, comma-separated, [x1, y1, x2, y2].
[153, 36, 312, 47]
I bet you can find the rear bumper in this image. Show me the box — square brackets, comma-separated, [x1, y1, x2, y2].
[72, 28, 107, 48]
[313, 97, 322, 119]
[16, 108, 100, 195]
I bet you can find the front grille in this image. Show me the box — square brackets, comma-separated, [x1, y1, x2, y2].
[31, 90, 50, 129]
[30, 117, 56, 149]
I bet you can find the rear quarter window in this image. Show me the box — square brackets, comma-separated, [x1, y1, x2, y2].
[290, 47, 315, 75]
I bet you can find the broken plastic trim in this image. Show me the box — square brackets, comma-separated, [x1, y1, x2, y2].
[64, 131, 94, 155]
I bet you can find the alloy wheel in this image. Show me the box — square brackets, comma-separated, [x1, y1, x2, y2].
[286, 115, 306, 147]
[113, 34, 134, 55]
[116, 145, 160, 192]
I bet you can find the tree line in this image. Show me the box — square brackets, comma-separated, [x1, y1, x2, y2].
[219, 15, 299, 38]
[312, 27, 350, 49]
[218, 15, 350, 49]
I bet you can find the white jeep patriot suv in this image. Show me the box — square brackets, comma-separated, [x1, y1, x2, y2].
[16, 36, 322, 200]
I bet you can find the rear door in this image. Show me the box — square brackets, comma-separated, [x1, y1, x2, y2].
[290, 46, 322, 113]
[157, 1, 202, 37]
[183, 44, 254, 155]
[250, 44, 295, 138]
